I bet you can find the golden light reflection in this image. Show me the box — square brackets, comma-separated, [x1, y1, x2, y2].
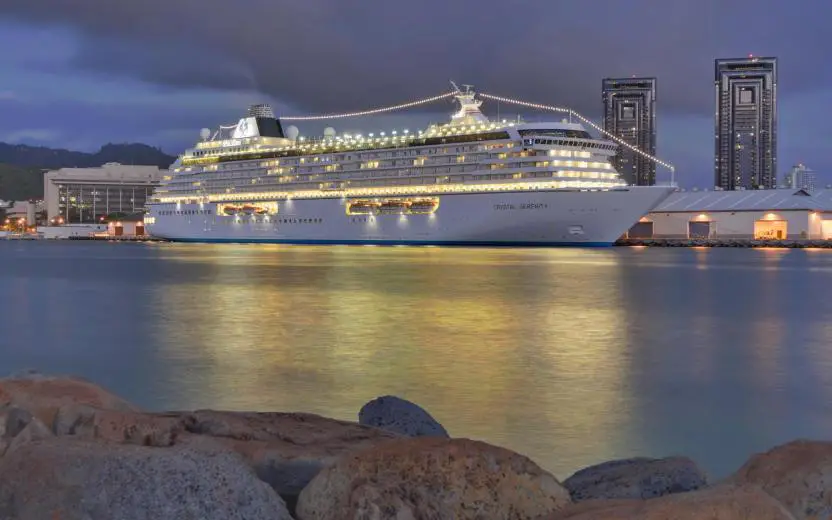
[148, 245, 635, 478]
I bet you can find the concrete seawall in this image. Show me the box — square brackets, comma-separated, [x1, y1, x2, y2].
[617, 237, 832, 248]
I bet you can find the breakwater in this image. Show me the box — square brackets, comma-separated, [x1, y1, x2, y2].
[0, 370, 823, 519]
[617, 237, 832, 249]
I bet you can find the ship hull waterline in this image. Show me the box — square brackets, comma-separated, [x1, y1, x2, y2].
[146, 186, 673, 247]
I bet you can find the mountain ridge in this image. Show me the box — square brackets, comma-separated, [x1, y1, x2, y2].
[0, 142, 175, 201]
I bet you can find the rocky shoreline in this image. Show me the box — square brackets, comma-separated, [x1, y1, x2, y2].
[0, 371, 822, 519]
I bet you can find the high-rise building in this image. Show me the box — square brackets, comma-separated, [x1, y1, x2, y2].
[783, 163, 816, 192]
[602, 77, 657, 186]
[714, 56, 777, 190]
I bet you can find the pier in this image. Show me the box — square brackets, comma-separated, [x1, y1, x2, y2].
[616, 237, 832, 248]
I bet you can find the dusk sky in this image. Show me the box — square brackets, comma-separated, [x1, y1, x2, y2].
[0, 0, 829, 188]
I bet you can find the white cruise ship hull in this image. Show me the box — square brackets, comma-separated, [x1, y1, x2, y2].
[146, 187, 672, 246]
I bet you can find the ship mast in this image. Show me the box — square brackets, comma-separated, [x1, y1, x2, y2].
[449, 81, 489, 126]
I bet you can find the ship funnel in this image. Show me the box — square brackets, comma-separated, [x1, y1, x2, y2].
[247, 104, 275, 119]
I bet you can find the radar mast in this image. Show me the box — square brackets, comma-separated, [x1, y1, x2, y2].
[449, 81, 489, 126]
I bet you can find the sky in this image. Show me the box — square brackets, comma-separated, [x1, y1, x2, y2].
[0, 0, 830, 188]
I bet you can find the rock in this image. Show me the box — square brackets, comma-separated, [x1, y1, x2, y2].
[3, 405, 34, 438]
[5, 416, 53, 454]
[0, 373, 137, 428]
[563, 456, 708, 502]
[547, 484, 795, 519]
[727, 439, 832, 520]
[54, 404, 186, 446]
[0, 438, 292, 520]
[0, 404, 41, 456]
[358, 395, 449, 437]
[182, 410, 400, 510]
[48, 407, 400, 511]
[296, 437, 571, 520]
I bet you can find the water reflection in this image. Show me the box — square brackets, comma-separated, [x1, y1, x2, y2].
[2, 243, 832, 480]
[148, 246, 635, 474]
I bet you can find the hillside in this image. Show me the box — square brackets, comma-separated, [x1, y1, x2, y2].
[0, 143, 176, 201]
[0, 142, 175, 170]
[0, 164, 43, 202]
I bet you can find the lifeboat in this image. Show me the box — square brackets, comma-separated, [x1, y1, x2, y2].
[347, 200, 379, 215]
[408, 199, 438, 214]
[241, 205, 256, 215]
[254, 207, 269, 215]
[223, 206, 240, 216]
[378, 200, 410, 214]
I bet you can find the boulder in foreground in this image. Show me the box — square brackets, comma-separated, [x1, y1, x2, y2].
[181, 410, 401, 508]
[547, 484, 795, 520]
[727, 439, 832, 520]
[0, 371, 137, 427]
[0, 438, 291, 520]
[358, 395, 449, 437]
[564, 456, 708, 501]
[296, 436, 571, 520]
[50, 406, 400, 510]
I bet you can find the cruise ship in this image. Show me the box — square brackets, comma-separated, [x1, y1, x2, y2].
[145, 86, 673, 246]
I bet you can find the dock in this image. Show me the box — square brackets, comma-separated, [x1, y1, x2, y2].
[66, 235, 166, 242]
[616, 238, 832, 249]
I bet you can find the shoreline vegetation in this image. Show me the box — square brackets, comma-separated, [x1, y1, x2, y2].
[0, 371, 822, 519]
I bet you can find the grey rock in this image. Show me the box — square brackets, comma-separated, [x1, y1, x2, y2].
[53, 403, 98, 435]
[6, 416, 53, 454]
[254, 457, 324, 514]
[358, 395, 448, 437]
[0, 438, 292, 520]
[564, 456, 708, 502]
[4, 406, 34, 438]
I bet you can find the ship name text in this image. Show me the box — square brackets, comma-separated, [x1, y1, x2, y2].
[493, 202, 549, 211]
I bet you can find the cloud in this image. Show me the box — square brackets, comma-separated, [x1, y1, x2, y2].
[0, 90, 16, 100]
[3, 128, 59, 143]
[0, 0, 828, 118]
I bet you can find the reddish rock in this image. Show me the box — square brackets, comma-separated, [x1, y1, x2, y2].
[727, 440, 832, 520]
[296, 437, 571, 520]
[54, 404, 186, 446]
[0, 372, 137, 428]
[547, 485, 795, 520]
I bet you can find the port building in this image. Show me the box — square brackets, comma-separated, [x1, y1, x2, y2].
[44, 163, 167, 224]
[629, 188, 832, 240]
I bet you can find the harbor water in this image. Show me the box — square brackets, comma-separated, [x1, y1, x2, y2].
[1, 241, 831, 479]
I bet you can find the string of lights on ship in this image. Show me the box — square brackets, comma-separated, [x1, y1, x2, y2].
[179, 90, 673, 173]
[155, 89, 673, 205]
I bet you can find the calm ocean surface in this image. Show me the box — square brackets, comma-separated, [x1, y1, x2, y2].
[1, 241, 831, 480]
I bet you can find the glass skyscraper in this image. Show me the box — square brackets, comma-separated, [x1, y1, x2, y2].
[602, 77, 657, 186]
[714, 57, 778, 190]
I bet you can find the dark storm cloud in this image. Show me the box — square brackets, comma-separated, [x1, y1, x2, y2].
[1, 0, 829, 117]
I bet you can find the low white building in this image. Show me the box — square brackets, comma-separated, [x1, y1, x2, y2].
[44, 163, 167, 224]
[628, 189, 832, 240]
[38, 224, 107, 239]
[3, 200, 44, 226]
